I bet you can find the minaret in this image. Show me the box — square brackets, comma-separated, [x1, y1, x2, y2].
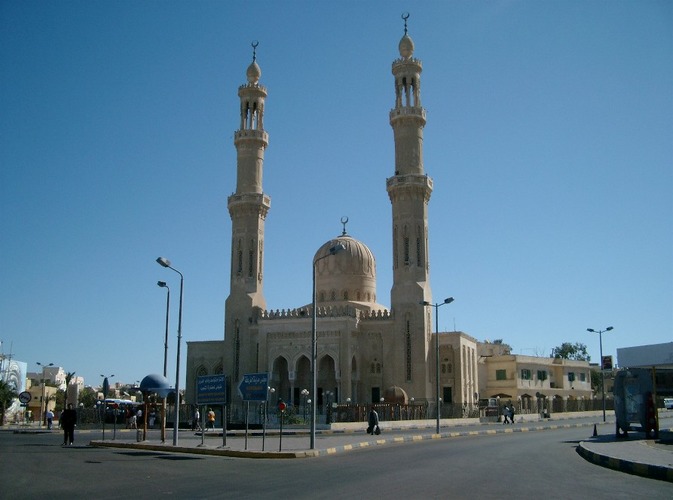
[386, 16, 434, 398]
[224, 42, 270, 386]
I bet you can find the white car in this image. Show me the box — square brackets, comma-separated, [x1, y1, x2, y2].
[664, 398, 673, 410]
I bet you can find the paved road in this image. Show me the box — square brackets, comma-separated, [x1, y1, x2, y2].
[1, 419, 671, 499]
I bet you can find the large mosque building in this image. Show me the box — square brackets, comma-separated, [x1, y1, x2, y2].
[185, 21, 479, 419]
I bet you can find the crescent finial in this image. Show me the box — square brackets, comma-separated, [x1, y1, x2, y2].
[402, 12, 410, 35]
[251, 40, 259, 62]
[340, 216, 349, 236]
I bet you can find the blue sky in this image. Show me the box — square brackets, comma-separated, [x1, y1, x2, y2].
[1, 1, 671, 389]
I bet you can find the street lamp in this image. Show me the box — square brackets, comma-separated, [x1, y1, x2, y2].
[311, 242, 345, 449]
[301, 388, 309, 422]
[421, 297, 454, 434]
[157, 256, 184, 446]
[587, 326, 614, 422]
[36, 362, 53, 428]
[100, 374, 114, 440]
[157, 280, 170, 443]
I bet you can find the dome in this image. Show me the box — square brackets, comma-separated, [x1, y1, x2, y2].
[383, 386, 408, 404]
[246, 61, 261, 84]
[314, 234, 377, 304]
[398, 34, 414, 59]
[139, 373, 172, 398]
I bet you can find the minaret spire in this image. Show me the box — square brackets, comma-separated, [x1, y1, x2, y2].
[386, 15, 434, 397]
[225, 42, 271, 384]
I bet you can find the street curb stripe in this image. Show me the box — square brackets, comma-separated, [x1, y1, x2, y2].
[576, 442, 673, 483]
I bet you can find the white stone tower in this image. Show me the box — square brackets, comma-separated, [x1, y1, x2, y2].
[386, 16, 434, 398]
[224, 43, 270, 385]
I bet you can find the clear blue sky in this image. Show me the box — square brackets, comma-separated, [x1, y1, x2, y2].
[1, 1, 671, 389]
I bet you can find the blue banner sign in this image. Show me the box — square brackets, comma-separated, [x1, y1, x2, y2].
[196, 375, 227, 405]
[238, 372, 269, 402]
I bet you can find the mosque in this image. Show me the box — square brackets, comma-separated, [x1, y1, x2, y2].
[185, 20, 480, 420]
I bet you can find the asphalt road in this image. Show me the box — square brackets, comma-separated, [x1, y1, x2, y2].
[1, 425, 671, 499]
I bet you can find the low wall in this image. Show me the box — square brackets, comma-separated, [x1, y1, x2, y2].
[330, 410, 607, 432]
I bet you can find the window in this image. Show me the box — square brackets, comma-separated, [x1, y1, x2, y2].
[568, 372, 576, 382]
[537, 370, 547, 381]
[521, 369, 532, 380]
[496, 369, 507, 381]
[579, 373, 586, 382]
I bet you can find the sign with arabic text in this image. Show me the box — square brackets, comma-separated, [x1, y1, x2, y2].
[196, 375, 227, 405]
[237, 372, 269, 402]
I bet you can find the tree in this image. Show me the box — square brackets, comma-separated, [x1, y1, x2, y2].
[78, 387, 98, 408]
[0, 380, 18, 426]
[54, 389, 66, 411]
[550, 342, 590, 361]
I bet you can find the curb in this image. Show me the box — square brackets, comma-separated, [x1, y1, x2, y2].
[89, 422, 594, 459]
[576, 442, 673, 483]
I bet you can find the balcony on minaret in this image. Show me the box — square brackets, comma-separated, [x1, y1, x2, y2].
[234, 129, 269, 144]
[227, 192, 271, 217]
[386, 174, 433, 202]
[389, 106, 426, 125]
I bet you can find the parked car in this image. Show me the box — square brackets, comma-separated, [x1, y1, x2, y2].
[664, 397, 673, 410]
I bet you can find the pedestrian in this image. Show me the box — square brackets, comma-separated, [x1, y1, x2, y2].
[149, 409, 156, 429]
[502, 405, 509, 424]
[192, 407, 201, 431]
[60, 403, 77, 446]
[207, 408, 215, 431]
[508, 403, 515, 424]
[46, 409, 54, 430]
[367, 406, 380, 435]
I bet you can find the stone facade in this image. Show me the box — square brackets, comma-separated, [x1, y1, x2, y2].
[186, 22, 479, 418]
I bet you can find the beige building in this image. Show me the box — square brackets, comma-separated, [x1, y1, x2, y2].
[26, 378, 58, 424]
[478, 342, 593, 413]
[186, 21, 480, 420]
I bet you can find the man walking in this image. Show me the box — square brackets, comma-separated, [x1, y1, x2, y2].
[60, 403, 77, 446]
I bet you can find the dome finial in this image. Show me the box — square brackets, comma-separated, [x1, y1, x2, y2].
[251, 40, 259, 62]
[402, 12, 410, 35]
[341, 216, 349, 236]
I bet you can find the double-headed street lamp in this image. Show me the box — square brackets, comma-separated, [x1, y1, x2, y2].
[157, 280, 170, 443]
[587, 326, 614, 422]
[36, 361, 53, 428]
[311, 242, 345, 450]
[156, 257, 184, 446]
[421, 297, 454, 434]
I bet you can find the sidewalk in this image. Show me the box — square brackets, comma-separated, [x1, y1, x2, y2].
[85, 418, 673, 483]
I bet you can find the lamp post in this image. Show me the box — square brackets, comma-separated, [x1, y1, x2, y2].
[421, 297, 454, 434]
[587, 326, 614, 422]
[311, 243, 345, 449]
[157, 280, 170, 443]
[157, 256, 184, 446]
[100, 374, 115, 440]
[301, 388, 309, 422]
[36, 362, 53, 428]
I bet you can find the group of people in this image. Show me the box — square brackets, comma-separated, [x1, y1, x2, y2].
[502, 403, 516, 424]
[125, 407, 143, 429]
[191, 407, 216, 431]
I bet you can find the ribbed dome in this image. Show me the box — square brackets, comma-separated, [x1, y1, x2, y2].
[246, 61, 261, 84]
[398, 34, 414, 59]
[314, 234, 377, 304]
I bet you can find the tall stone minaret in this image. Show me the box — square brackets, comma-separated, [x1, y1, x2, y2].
[224, 43, 270, 387]
[386, 16, 434, 399]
